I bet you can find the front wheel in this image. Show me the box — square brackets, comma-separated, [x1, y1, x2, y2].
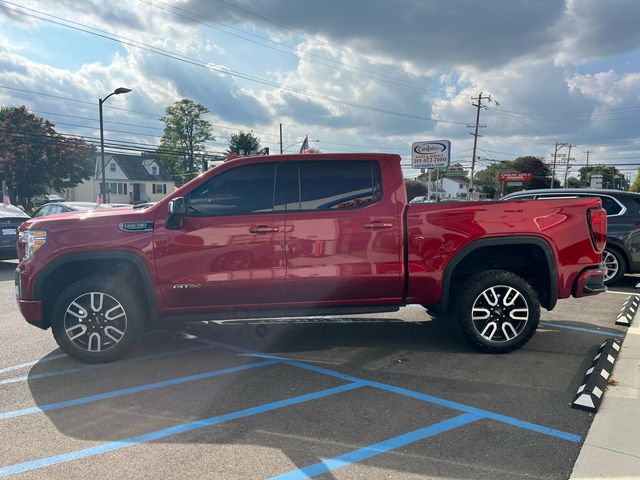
[454, 270, 540, 353]
[51, 275, 146, 363]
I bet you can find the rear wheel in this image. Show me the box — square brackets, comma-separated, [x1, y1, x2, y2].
[602, 247, 626, 285]
[454, 270, 540, 353]
[51, 275, 146, 363]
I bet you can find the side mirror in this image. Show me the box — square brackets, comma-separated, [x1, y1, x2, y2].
[166, 197, 187, 230]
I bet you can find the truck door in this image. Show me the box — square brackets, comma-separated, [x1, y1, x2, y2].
[153, 162, 287, 309]
[283, 159, 403, 304]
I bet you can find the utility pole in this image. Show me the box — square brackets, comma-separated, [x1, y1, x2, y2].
[550, 142, 569, 188]
[563, 144, 575, 188]
[468, 92, 489, 200]
[279, 123, 283, 154]
[585, 150, 590, 168]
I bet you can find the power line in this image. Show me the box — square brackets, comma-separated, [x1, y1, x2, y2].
[0, 1, 465, 126]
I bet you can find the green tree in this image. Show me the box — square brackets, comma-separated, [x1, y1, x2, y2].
[226, 131, 261, 156]
[0, 106, 94, 209]
[630, 169, 640, 193]
[405, 179, 427, 202]
[159, 99, 214, 183]
[474, 161, 514, 198]
[512, 156, 552, 189]
[578, 165, 628, 190]
[567, 176, 581, 188]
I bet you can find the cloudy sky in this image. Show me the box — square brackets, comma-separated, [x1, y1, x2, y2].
[1, 0, 640, 180]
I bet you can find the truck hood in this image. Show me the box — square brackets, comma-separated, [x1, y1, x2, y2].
[20, 205, 156, 232]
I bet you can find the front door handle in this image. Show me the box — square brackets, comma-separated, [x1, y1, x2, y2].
[249, 225, 280, 234]
[364, 222, 394, 230]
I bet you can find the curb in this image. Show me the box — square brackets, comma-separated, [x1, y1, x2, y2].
[571, 338, 622, 412]
[615, 295, 639, 326]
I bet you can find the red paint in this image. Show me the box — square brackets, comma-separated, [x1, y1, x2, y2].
[15, 153, 605, 328]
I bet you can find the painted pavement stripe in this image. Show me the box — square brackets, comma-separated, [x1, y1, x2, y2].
[0, 360, 277, 420]
[0, 354, 67, 375]
[269, 413, 480, 480]
[0, 382, 364, 477]
[540, 321, 625, 338]
[0, 344, 217, 386]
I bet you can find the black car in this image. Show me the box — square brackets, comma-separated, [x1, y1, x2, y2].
[0, 204, 30, 260]
[502, 188, 640, 285]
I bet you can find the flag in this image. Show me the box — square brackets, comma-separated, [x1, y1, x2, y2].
[2, 181, 10, 206]
[299, 135, 309, 154]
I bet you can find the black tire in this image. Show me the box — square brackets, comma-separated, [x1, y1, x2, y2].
[602, 247, 626, 285]
[454, 270, 540, 353]
[51, 275, 146, 363]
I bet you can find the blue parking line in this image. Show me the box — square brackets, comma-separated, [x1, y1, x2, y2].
[0, 382, 363, 478]
[0, 344, 216, 386]
[269, 413, 480, 480]
[540, 321, 625, 338]
[201, 340, 582, 443]
[0, 360, 277, 420]
[0, 354, 67, 375]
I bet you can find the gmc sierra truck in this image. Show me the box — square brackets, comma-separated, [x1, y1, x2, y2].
[15, 153, 607, 363]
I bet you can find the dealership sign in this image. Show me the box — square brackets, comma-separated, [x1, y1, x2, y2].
[411, 140, 451, 169]
[499, 172, 532, 182]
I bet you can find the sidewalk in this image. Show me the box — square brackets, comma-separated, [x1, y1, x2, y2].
[570, 319, 640, 479]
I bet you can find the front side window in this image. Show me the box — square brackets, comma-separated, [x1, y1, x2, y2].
[298, 160, 381, 210]
[187, 163, 276, 216]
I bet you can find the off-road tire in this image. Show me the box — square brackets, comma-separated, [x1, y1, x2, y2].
[454, 270, 540, 354]
[51, 275, 146, 363]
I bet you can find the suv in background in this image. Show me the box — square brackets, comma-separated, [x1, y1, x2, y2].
[0, 204, 30, 260]
[502, 188, 640, 284]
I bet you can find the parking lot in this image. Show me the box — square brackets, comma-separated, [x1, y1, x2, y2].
[0, 259, 631, 479]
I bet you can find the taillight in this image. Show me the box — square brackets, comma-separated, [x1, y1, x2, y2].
[588, 208, 607, 252]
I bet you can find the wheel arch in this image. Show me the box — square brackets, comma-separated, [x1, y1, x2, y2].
[34, 251, 158, 329]
[438, 236, 558, 313]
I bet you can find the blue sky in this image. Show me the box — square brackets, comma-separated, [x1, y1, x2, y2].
[1, 0, 640, 181]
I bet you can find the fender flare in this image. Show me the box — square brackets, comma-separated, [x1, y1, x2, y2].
[33, 251, 159, 324]
[438, 236, 558, 312]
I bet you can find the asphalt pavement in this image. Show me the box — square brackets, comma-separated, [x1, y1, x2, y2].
[0, 259, 632, 479]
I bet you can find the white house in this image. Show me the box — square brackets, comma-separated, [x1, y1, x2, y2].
[67, 154, 176, 204]
[441, 177, 470, 199]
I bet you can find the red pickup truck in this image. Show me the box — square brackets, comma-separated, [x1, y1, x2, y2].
[15, 153, 607, 363]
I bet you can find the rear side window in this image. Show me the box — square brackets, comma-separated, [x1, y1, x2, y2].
[187, 163, 276, 216]
[298, 160, 382, 210]
[597, 196, 623, 216]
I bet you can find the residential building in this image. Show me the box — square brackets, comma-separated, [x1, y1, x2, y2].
[66, 154, 176, 204]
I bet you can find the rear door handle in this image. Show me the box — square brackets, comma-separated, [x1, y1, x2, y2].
[364, 222, 394, 230]
[249, 225, 280, 234]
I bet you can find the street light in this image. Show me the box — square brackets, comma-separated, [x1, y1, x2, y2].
[99, 87, 131, 203]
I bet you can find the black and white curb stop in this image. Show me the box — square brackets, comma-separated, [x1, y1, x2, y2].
[615, 295, 639, 326]
[572, 338, 622, 412]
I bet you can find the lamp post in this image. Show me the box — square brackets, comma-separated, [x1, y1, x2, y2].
[99, 87, 131, 203]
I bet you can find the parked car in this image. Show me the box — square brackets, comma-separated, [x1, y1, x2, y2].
[31, 202, 116, 218]
[502, 188, 640, 284]
[0, 204, 30, 260]
[16, 153, 606, 363]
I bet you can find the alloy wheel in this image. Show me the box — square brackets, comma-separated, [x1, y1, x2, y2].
[471, 285, 529, 342]
[602, 250, 619, 282]
[64, 292, 128, 352]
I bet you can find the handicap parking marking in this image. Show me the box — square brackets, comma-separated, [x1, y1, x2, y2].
[191, 337, 583, 443]
[539, 321, 625, 338]
[269, 413, 481, 480]
[0, 382, 364, 478]
[0, 359, 277, 420]
[0, 344, 217, 386]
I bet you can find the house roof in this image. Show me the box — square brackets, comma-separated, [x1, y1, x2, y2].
[445, 177, 469, 185]
[102, 154, 174, 182]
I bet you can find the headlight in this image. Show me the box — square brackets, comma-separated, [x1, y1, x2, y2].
[18, 229, 47, 260]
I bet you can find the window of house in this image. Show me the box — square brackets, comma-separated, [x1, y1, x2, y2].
[187, 163, 276, 216]
[109, 183, 126, 195]
[152, 166, 158, 175]
[152, 184, 167, 195]
[109, 163, 116, 172]
[298, 160, 381, 210]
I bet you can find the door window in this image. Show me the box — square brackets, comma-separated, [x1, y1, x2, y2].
[187, 163, 276, 216]
[297, 160, 382, 210]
